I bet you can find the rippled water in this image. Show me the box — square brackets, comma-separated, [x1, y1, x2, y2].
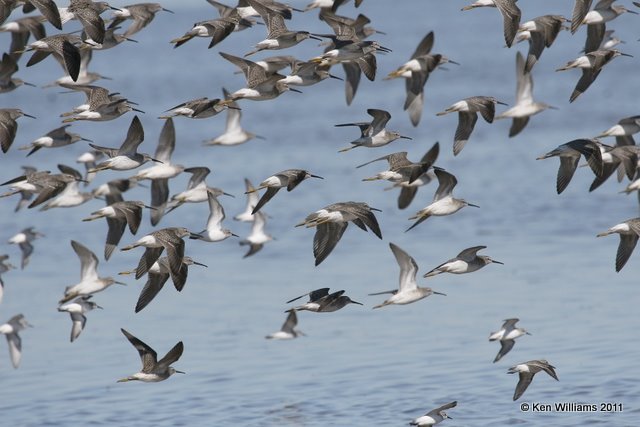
[1, 1, 639, 426]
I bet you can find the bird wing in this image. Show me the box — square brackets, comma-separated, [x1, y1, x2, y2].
[494, 339, 515, 362]
[118, 116, 145, 154]
[184, 167, 211, 190]
[281, 310, 298, 334]
[157, 341, 184, 370]
[6, 332, 22, 368]
[411, 31, 434, 59]
[367, 109, 391, 133]
[150, 180, 169, 226]
[286, 287, 330, 304]
[571, 0, 593, 33]
[456, 245, 486, 262]
[0, 117, 18, 153]
[18, 241, 33, 269]
[75, 7, 106, 44]
[206, 192, 226, 229]
[135, 247, 164, 279]
[135, 272, 171, 313]
[155, 118, 175, 162]
[313, 222, 348, 266]
[71, 240, 99, 282]
[513, 371, 534, 401]
[105, 217, 126, 260]
[252, 187, 280, 214]
[389, 243, 418, 292]
[342, 61, 361, 106]
[494, 0, 521, 47]
[453, 112, 478, 156]
[222, 88, 242, 131]
[615, 233, 638, 272]
[427, 401, 458, 417]
[69, 312, 87, 342]
[433, 168, 457, 201]
[509, 117, 530, 138]
[120, 328, 158, 372]
[556, 155, 580, 194]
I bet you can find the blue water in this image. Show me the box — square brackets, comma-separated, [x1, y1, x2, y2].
[1, 1, 639, 425]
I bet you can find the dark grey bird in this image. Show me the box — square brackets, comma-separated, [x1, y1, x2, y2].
[121, 227, 201, 288]
[358, 151, 431, 185]
[0, 15, 47, 62]
[39, 164, 94, 210]
[247, 169, 323, 214]
[0, 108, 35, 153]
[518, 15, 568, 72]
[57, 295, 102, 342]
[489, 318, 531, 363]
[119, 256, 207, 313]
[159, 97, 230, 119]
[286, 288, 362, 312]
[597, 218, 640, 271]
[60, 83, 141, 122]
[244, 0, 322, 57]
[280, 60, 342, 87]
[0, 0, 62, 30]
[117, 328, 184, 382]
[108, 2, 173, 37]
[7, 227, 43, 269]
[436, 96, 506, 155]
[556, 49, 632, 102]
[461, 0, 521, 47]
[536, 139, 604, 194]
[296, 201, 382, 266]
[587, 143, 637, 192]
[336, 108, 412, 152]
[19, 124, 91, 156]
[423, 246, 503, 277]
[83, 200, 146, 260]
[571, 0, 593, 33]
[0, 314, 32, 369]
[1, 169, 80, 209]
[170, 16, 240, 49]
[20, 33, 81, 81]
[60, 0, 119, 45]
[386, 142, 440, 209]
[0, 52, 35, 92]
[508, 359, 558, 401]
[409, 401, 457, 426]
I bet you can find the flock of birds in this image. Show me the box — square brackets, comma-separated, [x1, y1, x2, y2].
[0, 0, 638, 424]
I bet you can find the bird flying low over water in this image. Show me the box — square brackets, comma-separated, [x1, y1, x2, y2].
[336, 108, 411, 152]
[248, 169, 323, 214]
[536, 139, 604, 194]
[489, 318, 530, 362]
[597, 218, 640, 272]
[266, 309, 304, 340]
[117, 328, 184, 382]
[423, 246, 503, 277]
[409, 401, 457, 426]
[461, 0, 521, 48]
[286, 288, 362, 312]
[508, 359, 558, 401]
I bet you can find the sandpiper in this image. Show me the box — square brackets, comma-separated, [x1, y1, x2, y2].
[410, 401, 457, 426]
[266, 309, 303, 340]
[508, 359, 558, 401]
[286, 288, 362, 312]
[204, 88, 263, 146]
[57, 295, 102, 342]
[21, 33, 82, 81]
[120, 256, 207, 312]
[1, 169, 80, 209]
[407, 168, 479, 232]
[234, 178, 259, 222]
[19, 124, 91, 156]
[166, 167, 233, 213]
[159, 97, 230, 119]
[461, 0, 521, 47]
[59, 240, 125, 303]
[0, 15, 47, 62]
[296, 201, 382, 266]
[336, 109, 411, 152]
[0, 255, 14, 302]
[248, 169, 323, 214]
[357, 151, 430, 185]
[518, 15, 567, 73]
[40, 164, 94, 210]
[580, 0, 638, 28]
[59, 0, 119, 45]
[386, 142, 439, 210]
[130, 118, 184, 225]
[0, 52, 35, 93]
[60, 83, 141, 122]
[108, 2, 173, 38]
[44, 49, 110, 87]
[0, 108, 35, 153]
[536, 139, 604, 194]
[190, 191, 237, 242]
[83, 200, 146, 260]
[7, 227, 43, 269]
[489, 318, 530, 362]
[597, 218, 640, 271]
[0, 314, 32, 368]
[424, 246, 503, 277]
[597, 115, 640, 146]
[240, 210, 273, 258]
[118, 328, 184, 382]
[370, 243, 446, 309]
[171, 16, 240, 49]
[280, 60, 342, 87]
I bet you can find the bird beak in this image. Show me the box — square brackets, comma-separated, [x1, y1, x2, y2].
[447, 59, 460, 65]
[309, 35, 323, 41]
[547, 105, 559, 110]
[624, 8, 638, 14]
[175, 370, 186, 374]
[151, 158, 164, 163]
[375, 30, 387, 35]
[620, 52, 634, 57]
[193, 261, 208, 267]
[23, 113, 36, 119]
[222, 192, 235, 198]
[467, 202, 480, 208]
[231, 232, 239, 238]
[495, 100, 508, 106]
[144, 205, 157, 210]
[189, 232, 203, 239]
[110, 6, 123, 11]
[492, 260, 504, 265]
[329, 73, 343, 81]
[310, 174, 324, 179]
[289, 88, 303, 93]
[23, 81, 37, 87]
[95, 304, 104, 309]
[162, 8, 174, 13]
[114, 281, 127, 286]
[433, 291, 447, 296]
[351, 300, 363, 305]
[399, 135, 412, 140]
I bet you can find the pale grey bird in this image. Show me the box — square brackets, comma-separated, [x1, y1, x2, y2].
[88, 116, 159, 172]
[166, 167, 233, 213]
[190, 192, 238, 242]
[234, 178, 259, 222]
[407, 168, 479, 232]
[204, 88, 264, 146]
[587, 143, 637, 192]
[7, 227, 43, 269]
[1, 0, 61, 29]
[120, 256, 207, 313]
[286, 288, 362, 312]
[508, 359, 558, 401]
[121, 227, 200, 286]
[0, 52, 35, 93]
[0, 14, 47, 62]
[117, 328, 184, 382]
[265, 309, 303, 340]
[571, 0, 593, 33]
[20, 33, 81, 81]
[57, 295, 102, 342]
[437, 96, 506, 155]
[496, 52, 556, 137]
[296, 201, 382, 266]
[336, 108, 412, 152]
[1, 170, 80, 209]
[59, 240, 125, 304]
[219, 51, 301, 101]
[82, 200, 146, 260]
[248, 169, 323, 214]
[358, 151, 431, 185]
[597, 115, 640, 146]
[461, 0, 521, 47]
[386, 142, 439, 210]
[0, 108, 35, 153]
[0, 254, 15, 303]
[536, 139, 604, 194]
[580, 0, 638, 27]
[385, 31, 457, 126]
[410, 401, 457, 426]
[2, 166, 36, 211]
[91, 177, 138, 205]
[597, 218, 640, 271]
[424, 246, 503, 277]
[40, 164, 94, 210]
[370, 243, 446, 309]
[19, 124, 91, 157]
[239, 210, 273, 258]
[518, 15, 568, 73]
[489, 318, 531, 362]
[0, 314, 32, 368]
[556, 49, 632, 103]
[244, 0, 322, 57]
[130, 118, 183, 225]
[76, 149, 104, 185]
[108, 2, 173, 37]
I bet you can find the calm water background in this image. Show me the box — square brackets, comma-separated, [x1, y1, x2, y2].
[1, 1, 639, 425]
